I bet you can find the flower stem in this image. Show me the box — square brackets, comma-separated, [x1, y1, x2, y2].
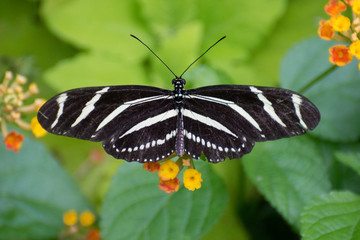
[298, 65, 337, 94]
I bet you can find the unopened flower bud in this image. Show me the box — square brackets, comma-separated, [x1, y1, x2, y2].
[15, 74, 27, 85]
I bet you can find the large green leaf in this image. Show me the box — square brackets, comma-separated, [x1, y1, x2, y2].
[280, 38, 360, 142]
[242, 135, 331, 228]
[41, 0, 287, 90]
[101, 161, 228, 240]
[301, 191, 360, 240]
[335, 145, 360, 176]
[0, 0, 77, 71]
[0, 135, 89, 239]
[43, 52, 148, 91]
[41, 0, 147, 60]
[251, 0, 327, 86]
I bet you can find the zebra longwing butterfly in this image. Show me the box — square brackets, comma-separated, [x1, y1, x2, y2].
[38, 35, 320, 163]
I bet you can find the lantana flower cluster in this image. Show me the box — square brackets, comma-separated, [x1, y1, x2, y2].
[143, 156, 203, 193]
[62, 210, 100, 240]
[318, 0, 360, 69]
[0, 71, 46, 152]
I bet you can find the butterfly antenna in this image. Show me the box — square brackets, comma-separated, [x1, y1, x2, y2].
[130, 34, 178, 78]
[179, 36, 226, 78]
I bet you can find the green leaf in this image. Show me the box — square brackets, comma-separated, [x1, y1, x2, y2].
[0, 136, 89, 239]
[280, 38, 335, 91]
[335, 145, 360, 176]
[43, 52, 147, 92]
[101, 160, 228, 240]
[251, 0, 327, 86]
[197, 0, 287, 85]
[41, 0, 147, 60]
[280, 38, 360, 142]
[301, 191, 360, 240]
[242, 135, 331, 228]
[0, 0, 77, 71]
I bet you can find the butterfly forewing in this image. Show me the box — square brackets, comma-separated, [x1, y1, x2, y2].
[38, 86, 180, 162]
[187, 85, 320, 140]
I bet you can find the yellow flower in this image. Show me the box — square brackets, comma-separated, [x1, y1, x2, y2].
[63, 210, 78, 226]
[31, 117, 47, 138]
[352, 0, 360, 14]
[158, 160, 179, 181]
[350, 40, 360, 59]
[80, 210, 95, 227]
[330, 15, 351, 32]
[183, 169, 203, 191]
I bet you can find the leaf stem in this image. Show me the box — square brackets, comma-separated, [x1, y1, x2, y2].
[298, 65, 337, 94]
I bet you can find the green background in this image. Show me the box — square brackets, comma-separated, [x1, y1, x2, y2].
[1, 0, 360, 239]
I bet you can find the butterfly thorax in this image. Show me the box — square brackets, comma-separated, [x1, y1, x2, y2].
[172, 78, 186, 103]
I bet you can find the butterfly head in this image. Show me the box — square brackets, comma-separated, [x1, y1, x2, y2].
[172, 78, 186, 103]
[172, 78, 186, 87]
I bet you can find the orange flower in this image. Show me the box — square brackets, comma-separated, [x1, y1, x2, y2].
[159, 177, 180, 194]
[329, 45, 353, 66]
[330, 15, 351, 32]
[318, 20, 335, 40]
[143, 162, 160, 173]
[86, 229, 101, 240]
[158, 160, 179, 181]
[3, 131, 24, 152]
[325, 0, 347, 15]
[183, 169, 203, 191]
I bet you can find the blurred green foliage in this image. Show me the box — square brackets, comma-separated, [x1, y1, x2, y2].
[1, 0, 360, 239]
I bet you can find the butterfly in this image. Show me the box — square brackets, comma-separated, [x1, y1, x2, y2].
[38, 35, 320, 163]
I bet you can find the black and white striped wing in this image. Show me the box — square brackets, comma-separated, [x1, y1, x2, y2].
[37, 86, 177, 162]
[183, 85, 320, 163]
